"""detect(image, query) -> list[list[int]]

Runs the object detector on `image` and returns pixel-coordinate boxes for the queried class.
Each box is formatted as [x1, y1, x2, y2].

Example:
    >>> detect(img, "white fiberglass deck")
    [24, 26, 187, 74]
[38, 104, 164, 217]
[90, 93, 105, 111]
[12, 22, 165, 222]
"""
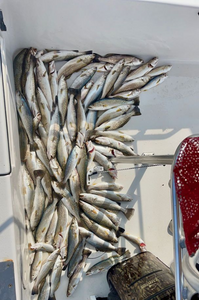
[0, 1, 199, 299]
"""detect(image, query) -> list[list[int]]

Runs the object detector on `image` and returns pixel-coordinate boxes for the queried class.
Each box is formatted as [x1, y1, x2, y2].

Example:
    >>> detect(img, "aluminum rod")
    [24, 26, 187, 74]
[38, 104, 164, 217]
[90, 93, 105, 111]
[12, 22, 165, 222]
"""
[111, 155, 174, 165]
[171, 175, 183, 300]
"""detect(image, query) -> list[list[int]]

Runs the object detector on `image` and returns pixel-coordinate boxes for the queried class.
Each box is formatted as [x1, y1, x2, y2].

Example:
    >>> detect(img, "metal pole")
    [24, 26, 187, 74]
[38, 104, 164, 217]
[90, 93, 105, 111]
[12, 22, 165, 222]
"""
[111, 155, 174, 165]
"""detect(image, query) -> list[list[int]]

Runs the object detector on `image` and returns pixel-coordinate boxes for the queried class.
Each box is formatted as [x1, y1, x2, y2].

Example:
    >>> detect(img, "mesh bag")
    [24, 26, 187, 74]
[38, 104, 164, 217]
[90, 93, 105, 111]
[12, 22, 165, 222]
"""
[173, 136, 199, 256]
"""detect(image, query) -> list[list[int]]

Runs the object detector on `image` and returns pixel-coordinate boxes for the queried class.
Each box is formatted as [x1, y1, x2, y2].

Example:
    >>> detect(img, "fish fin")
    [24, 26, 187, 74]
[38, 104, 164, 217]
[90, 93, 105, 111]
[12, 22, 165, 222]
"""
[68, 87, 79, 96]
[33, 169, 45, 179]
[124, 208, 135, 220]
[93, 53, 102, 62]
[133, 97, 140, 106]
[116, 227, 125, 238]
[116, 247, 126, 255]
[32, 284, 38, 295]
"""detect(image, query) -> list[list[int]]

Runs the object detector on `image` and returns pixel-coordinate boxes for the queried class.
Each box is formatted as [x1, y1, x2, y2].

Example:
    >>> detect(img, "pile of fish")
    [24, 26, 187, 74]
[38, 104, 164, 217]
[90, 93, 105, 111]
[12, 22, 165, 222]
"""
[14, 48, 171, 299]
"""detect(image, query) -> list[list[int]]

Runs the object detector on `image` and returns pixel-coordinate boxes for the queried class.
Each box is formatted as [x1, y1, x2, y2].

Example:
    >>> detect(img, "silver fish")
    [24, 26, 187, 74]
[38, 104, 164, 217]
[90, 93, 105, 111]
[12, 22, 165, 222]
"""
[76, 144, 88, 192]
[58, 75, 68, 126]
[86, 140, 95, 172]
[95, 107, 141, 131]
[80, 193, 134, 220]
[49, 255, 63, 299]
[86, 110, 97, 131]
[46, 210, 58, 244]
[49, 157, 64, 182]
[57, 54, 95, 80]
[79, 227, 125, 255]
[63, 218, 79, 268]
[21, 47, 37, 94]
[22, 165, 34, 220]
[41, 50, 92, 63]
[30, 243, 55, 253]
[32, 248, 60, 295]
[98, 207, 120, 226]
[62, 144, 81, 183]
[66, 94, 77, 142]
[87, 182, 123, 191]
[86, 250, 131, 276]
[81, 212, 118, 243]
[111, 66, 130, 94]
[25, 216, 35, 265]
[101, 59, 124, 98]
[69, 168, 80, 205]
[34, 134, 53, 176]
[62, 123, 72, 154]
[70, 67, 97, 91]
[13, 48, 28, 92]
[31, 251, 43, 282]
[95, 53, 143, 66]
[147, 65, 172, 77]
[38, 123, 48, 148]
[53, 201, 68, 248]
[67, 249, 91, 297]
[90, 130, 134, 142]
[30, 170, 45, 231]
[48, 61, 58, 104]
[47, 104, 60, 160]
[36, 196, 58, 242]
[90, 190, 132, 202]
[18, 118, 28, 162]
[126, 57, 158, 81]
[84, 74, 107, 110]
[109, 89, 141, 100]
[141, 73, 168, 92]
[94, 150, 117, 179]
[89, 97, 140, 110]
[80, 201, 120, 232]
[67, 237, 86, 277]
[24, 55, 39, 116]
[36, 87, 50, 134]
[92, 143, 123, 157]
[77, 97, 87, 142]
[79, 80, 94, 103]
[96, 104, 131, 127]
[94, 136, 136, 156]
[57, 131, 69, 172]
[16, 92, 34, 146]
[51, 182, 80, 221]
[82, 62, 114, 72]
[119, 232, 147, 252]
[36, 58, 53, 111]
[38, 275, 50, 300]
[115, 76, 151, 93]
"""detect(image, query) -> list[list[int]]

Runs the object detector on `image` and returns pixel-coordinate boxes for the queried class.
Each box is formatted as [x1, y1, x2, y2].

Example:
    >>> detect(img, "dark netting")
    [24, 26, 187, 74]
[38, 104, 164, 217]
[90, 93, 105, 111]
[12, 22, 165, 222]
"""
[173, 136, 199, 256]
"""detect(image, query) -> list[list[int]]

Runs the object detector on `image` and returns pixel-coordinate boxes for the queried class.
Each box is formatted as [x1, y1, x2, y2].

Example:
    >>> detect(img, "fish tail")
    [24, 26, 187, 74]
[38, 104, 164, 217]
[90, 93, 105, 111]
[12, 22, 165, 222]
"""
[124, 250, 131, 259]
[134, 106, 141, 116]
[133, 97, 140, 106]
[116, 227, 125, 238]
[116, 247, 126, 256]
[83, 249, 92, 257]
[68, 87, 79, 96]
[48, 295, 56, 300]
[124, 208, 135, 220]
[93, 53, 102, 62]
[32, 284, 38, 295]
[85, 50, 93, 54]
[29, 142, 35, 152]
[33, 169, 45, 179]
